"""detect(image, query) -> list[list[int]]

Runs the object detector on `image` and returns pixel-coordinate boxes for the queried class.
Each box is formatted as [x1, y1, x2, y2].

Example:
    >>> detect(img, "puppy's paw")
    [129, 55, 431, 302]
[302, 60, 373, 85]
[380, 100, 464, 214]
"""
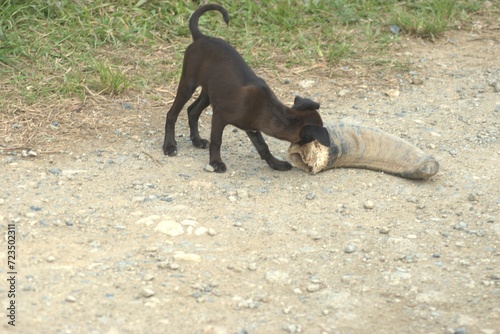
[192, 138, 209, 149]
[210, 161, 227, 173]
[163, 144, 177, 156]
[267, 158, 292, 171]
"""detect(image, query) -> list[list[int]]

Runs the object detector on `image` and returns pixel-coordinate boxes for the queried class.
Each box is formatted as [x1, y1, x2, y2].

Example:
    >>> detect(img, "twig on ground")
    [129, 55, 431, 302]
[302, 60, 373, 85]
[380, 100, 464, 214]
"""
[142, 150, 162, 166]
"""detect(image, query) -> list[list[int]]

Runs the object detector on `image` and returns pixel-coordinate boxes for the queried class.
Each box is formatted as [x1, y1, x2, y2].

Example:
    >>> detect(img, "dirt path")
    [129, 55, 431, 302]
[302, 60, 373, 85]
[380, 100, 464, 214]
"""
[1, 30, 499, 334]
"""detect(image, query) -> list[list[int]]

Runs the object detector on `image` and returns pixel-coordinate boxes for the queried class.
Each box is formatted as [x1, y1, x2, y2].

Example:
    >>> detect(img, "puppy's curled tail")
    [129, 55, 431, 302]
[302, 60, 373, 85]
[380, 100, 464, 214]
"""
[189, 4, 229, 41]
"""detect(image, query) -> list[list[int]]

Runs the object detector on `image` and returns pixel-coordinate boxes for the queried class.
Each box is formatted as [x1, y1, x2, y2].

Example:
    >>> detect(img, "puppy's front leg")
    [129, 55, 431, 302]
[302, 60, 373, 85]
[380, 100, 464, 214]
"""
[208, 114, 227, 173]
[188, 91, 210, 149]
[246, 131, 292, 171]
[163, 80, 197, 156]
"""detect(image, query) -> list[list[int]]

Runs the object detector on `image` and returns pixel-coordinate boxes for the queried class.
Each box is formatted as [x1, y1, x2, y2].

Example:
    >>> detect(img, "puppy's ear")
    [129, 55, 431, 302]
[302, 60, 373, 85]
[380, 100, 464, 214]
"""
[294, 95, 301, 105]
[300, 125, 330, 147]
[293, 96, 320, 111]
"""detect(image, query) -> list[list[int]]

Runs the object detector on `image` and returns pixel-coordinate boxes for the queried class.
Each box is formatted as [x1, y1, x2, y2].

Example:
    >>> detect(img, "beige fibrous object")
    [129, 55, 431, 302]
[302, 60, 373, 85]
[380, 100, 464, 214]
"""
[288, 122, 439, 179]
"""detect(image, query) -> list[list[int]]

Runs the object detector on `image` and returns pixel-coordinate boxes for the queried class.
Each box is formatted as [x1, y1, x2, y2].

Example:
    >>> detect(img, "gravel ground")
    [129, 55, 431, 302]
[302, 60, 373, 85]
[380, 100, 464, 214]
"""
[1, 31, 499, 334]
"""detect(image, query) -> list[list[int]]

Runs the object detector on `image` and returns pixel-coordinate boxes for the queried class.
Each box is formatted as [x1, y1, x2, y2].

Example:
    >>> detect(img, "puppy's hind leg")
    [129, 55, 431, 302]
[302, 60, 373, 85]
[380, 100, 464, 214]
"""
[208, 113, 228, 173]
[163, 79, 197, 156]
[246, 131, 292, 171]
[188, 91, 210, 149]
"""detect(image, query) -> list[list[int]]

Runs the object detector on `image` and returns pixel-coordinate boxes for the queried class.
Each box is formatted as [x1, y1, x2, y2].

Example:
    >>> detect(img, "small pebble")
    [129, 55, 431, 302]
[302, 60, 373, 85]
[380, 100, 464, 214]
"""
[363, 200, 374, 210]
[65, 295, 77, 303]
[338, 89, 349, 97]
[406, 196, 419, 204]
[306, 192, 315, 200]
[284, 324, 302, 334]
[411, 77, 424, 85]
[145, 246, 158, 253]
[194, 226, 207, 236]
[180, 219, 198, 227]
[454, 222, 467, 230]
[306, 284, 321, 292]
[384, 89, 400, 97]
[141, 288, 155, 298]
[160, 195, 173, 202]
[49, 168, 61, 175]
[154, 220, 184, 236]
[247, 263, 257, 271]
[265, 270, 292, 285]
[389, 25, 400, 34]
[46, 256, 56, 263]
[467, 193, 478, 202]
[494, 83, 500, 93]
[307, 230, 322, 240]
[173, 252, 201, 262]
[207, 228, 217, 236]
[299, 79, 316, 88]
[142, 273, 155, 281]
[157, 262, 169, 269]
[204, 164, 215, 172]
[168, 262, 180, 270]
[344, 245, 356, 254]
[379, 227, 390, 234]
[401, 254, 415, 263]
[237, 189, 249, 199]
[132, 196, 145, 203]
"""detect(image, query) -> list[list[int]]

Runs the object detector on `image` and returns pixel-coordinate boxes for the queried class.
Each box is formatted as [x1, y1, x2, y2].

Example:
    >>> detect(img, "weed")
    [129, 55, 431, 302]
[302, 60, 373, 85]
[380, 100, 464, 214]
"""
[392, 0, 457, 40]
[92, 60, 131, 96]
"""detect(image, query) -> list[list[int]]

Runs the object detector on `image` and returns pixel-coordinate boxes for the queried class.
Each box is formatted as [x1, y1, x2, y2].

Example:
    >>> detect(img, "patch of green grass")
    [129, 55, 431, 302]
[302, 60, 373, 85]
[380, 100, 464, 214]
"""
[392, 0, 457, 40]
[0, 0, 494, 110]
[92, 60, 131, 96]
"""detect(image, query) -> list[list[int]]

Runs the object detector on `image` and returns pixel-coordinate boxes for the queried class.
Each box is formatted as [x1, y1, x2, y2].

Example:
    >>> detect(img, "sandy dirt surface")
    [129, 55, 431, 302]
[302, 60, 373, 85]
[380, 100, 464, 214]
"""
[1, 30, 499, 334]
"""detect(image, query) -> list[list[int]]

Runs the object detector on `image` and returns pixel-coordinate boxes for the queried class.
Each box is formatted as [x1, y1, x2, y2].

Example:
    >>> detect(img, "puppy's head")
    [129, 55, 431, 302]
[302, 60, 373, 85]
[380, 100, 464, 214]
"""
[293, 96, 330, 147]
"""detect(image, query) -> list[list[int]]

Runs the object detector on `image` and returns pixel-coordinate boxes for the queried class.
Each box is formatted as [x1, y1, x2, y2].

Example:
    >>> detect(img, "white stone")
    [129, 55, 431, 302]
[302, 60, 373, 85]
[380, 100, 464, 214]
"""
[194, 226, 208, 236]
[154, 220, 184, 236]
[363, 200, 374, 209]
[265, 270, 292, 285]
[173, 251, 201, 262]
[384, 89, 400, 97]
[307, 284, 321, 292]
[135, 215, 161, 226]
[61, 170, 88, 176]
[141, 288, 155, 298]
[299, 79, 316, 88]
[180, 219, 198, 227]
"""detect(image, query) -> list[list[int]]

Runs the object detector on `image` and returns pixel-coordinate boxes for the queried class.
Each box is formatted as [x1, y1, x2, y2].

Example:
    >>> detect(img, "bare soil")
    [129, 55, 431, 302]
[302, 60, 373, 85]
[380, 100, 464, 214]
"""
[1, 30, 499, 334]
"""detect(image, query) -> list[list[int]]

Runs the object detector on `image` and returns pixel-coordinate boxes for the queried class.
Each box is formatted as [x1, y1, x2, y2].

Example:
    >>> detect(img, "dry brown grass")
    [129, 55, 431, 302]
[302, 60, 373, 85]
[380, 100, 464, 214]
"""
[0, 57, 410, 155]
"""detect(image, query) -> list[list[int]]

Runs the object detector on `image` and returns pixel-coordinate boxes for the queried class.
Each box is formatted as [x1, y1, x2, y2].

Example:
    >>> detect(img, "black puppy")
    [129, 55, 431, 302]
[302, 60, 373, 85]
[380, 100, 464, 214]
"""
[163, 4, 330, 172]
